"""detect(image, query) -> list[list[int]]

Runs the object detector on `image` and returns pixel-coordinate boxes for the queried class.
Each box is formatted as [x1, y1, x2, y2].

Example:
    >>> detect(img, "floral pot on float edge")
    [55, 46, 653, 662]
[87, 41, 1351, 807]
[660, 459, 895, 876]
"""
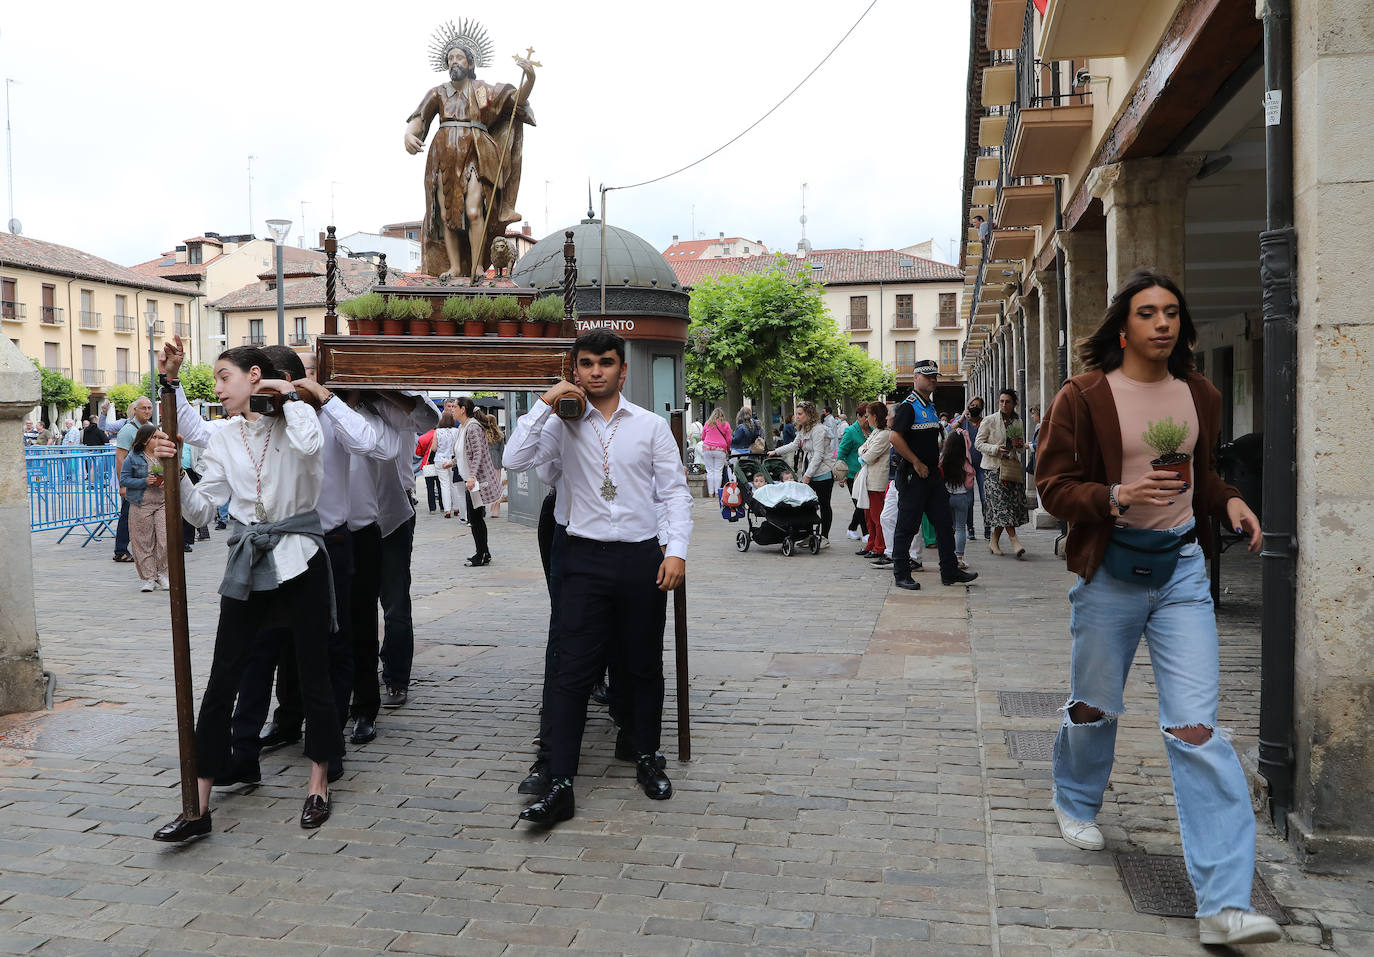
[491, 295, 522, 337]
[406, 298, 433, 336]
[470, 295, 495, 336]
[381, 296, 408, 336]
[442, 295, 476, 336]
[1143, 416, 1192, 485]
[341, 292, 385, 335]
[525, 294, 563, 337]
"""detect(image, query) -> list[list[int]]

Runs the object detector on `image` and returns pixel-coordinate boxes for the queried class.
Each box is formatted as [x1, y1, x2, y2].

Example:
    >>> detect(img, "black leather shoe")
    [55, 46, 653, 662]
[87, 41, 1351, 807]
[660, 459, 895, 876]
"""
[942, 569, 979, 585]
[519, 780, 575, 825]
[327, 758, 343, 784]
[518, 760, 550, 796]
[381, 685, 408, 709]
[614, 730, 667, 768]
[212, 762, 261, 787]
[259, 721, 301, 752]
[589, 681, 610, 706]
[153, 811, 212, 842]
[894, 577, 921, 591]
[350, 717, 376, 744]
[463, 553, 491, 567]
[300, 793, 331, 829]
[636, 756, 673, 800]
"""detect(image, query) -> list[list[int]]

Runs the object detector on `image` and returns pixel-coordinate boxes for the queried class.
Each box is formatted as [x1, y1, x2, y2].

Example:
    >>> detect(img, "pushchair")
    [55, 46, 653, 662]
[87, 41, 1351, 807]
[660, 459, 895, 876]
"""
[729, 456, 823, 557]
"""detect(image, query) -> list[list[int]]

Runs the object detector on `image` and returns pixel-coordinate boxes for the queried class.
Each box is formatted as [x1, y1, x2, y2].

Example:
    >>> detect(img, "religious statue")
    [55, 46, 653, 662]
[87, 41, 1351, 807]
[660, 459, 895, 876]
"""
[405, 19, 536, 282]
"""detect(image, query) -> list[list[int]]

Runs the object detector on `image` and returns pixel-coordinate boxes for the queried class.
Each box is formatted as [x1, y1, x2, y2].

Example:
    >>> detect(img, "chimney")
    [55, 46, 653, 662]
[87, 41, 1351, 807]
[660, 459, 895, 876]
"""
[719, 232, 724, 238]
[671, 234, 678, 243]
[522, 222, 532, 236]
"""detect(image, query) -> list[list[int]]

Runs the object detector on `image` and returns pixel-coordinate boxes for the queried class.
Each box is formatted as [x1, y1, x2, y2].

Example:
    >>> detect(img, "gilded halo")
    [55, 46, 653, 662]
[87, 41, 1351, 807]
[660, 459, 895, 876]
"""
[428, 18, 495, 72]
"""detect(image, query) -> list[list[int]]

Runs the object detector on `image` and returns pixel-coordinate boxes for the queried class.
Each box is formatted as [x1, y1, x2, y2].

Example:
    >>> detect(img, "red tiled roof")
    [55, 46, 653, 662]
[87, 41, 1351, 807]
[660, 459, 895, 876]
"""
[0, 232, 201, 296]
[669, 249, 962, 288]
[131, 254, 209, 282]
[184, 236, 224, 246]
[662, 237, 765, 260]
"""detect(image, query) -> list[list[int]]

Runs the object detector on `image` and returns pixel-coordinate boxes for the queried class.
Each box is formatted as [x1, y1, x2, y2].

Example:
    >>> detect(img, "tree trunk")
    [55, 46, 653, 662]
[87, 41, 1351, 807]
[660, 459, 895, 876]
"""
[759, 379, 773, 450]
[723, 367, 743, 426]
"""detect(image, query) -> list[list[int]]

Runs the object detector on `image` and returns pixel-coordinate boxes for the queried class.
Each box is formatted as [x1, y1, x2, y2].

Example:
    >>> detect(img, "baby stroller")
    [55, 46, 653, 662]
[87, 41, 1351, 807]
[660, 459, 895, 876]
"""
[731, 460, 823, 557]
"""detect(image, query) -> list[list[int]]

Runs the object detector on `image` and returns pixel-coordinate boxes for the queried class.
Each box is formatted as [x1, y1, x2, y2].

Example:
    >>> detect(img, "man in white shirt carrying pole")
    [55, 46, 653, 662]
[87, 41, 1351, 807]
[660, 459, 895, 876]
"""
[504, 330, 693, 826]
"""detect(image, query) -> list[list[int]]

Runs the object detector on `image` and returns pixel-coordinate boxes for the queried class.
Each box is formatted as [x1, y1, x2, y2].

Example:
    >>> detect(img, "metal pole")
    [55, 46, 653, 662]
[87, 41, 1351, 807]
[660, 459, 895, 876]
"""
[668, 408, 691, 762]
[1257, 0, 1297, 832]
[5, 78, 15, 231]
[323, 226, 338, 336]
[275, 242, 285, 346]
[599, 187, 609, 317]
[157, 384, 199, 819]
[146, 318, 158, 423]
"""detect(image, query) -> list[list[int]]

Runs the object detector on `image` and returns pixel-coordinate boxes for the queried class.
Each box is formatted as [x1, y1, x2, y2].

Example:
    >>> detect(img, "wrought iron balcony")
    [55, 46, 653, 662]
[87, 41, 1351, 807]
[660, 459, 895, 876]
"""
[81, 368, 105, 386]
[113, 314, 137, 333]
[1, 300, 24, 321]
[79, 310, 102, 330]
[243, 334, 266, 346]
[289, 332, 314, 347]
[174, 322, 191, 339]
[40, 306, 65, 325]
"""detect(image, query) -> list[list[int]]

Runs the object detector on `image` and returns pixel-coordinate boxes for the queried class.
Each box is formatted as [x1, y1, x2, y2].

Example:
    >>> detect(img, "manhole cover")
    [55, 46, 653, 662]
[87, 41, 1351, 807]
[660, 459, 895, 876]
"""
[1115, 854, 1289, 923]
[0, 710, 160, 755]
[998, 691, 1064, 717]
[1005, 730, 1057, 761]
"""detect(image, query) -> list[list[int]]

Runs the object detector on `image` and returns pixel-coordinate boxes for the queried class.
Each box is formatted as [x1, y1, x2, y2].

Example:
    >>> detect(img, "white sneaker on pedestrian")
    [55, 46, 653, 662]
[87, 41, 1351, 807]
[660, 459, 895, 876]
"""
[140, 580, 156, 593]
[818, 536, 831, 549]
[1198, 909, 1281, 945]
[846, 529, 861, 540]
[156, 576, 170, 590]
[1053, 803, 1104, 850]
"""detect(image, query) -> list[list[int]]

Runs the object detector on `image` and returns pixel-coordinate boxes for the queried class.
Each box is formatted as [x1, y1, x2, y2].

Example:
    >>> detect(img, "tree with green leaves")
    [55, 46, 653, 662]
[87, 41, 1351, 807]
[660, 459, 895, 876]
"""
[107, 383, 143, 415]
[141, 362, 215, 404]
[31, 360, 89, 413]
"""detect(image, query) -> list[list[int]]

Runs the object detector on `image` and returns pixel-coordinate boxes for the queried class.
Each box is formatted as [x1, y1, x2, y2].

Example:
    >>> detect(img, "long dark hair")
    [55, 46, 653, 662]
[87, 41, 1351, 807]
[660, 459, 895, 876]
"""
[132, 423, 158, 454]
[217, 345, 279, 380]
[1077, 268, 1196, 380]
[940, 428, 967, 483]
[437, 412, 456, 429]
[867, 401, 887, 428]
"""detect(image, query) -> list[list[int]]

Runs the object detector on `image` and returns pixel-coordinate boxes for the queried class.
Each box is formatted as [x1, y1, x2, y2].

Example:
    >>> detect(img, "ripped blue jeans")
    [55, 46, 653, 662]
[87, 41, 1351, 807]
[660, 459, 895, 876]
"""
[1053, 522, 1255, 917]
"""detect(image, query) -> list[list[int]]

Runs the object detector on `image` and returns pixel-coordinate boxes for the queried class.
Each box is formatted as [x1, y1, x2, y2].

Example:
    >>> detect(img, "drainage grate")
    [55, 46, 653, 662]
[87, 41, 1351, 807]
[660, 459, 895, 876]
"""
[1005, 730, 1057, 761]
[0, 710, 160, 755]
[1115, 854, 1289, 923]
[998, 691, 1065, 718]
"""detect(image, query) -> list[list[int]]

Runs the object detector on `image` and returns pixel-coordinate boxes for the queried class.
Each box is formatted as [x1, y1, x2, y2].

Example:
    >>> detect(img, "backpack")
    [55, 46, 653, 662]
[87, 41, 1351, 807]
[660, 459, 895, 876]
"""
[719, 480, 743, 508]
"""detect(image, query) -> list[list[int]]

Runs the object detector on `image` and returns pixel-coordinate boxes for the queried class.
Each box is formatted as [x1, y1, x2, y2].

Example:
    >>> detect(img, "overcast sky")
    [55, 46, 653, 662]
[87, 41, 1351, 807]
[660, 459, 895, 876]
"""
[2, 0, 969, 269]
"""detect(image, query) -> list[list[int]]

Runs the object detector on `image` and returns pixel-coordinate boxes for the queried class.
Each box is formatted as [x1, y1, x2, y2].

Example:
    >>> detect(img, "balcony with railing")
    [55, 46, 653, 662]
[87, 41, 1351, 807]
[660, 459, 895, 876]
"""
[986, 0, 1029, 50]
[847, 312, 869, 332]
[174, 322, 192, 339]
[146, 318, 165, 336]
[1004, 6, 1091, 179]
[289, 332, 314, 347]
[1039, 0, 1151, 61]
[40, 306, 65, 325]
[243, 334, 267, 346]
[81, 368, 105, 387]
[43, 365, 70, 377]
[79, 310, 102, 330]
[113, 314, 136, 333]
[116, 370, 140, 385]
[1, 300, 25, 321]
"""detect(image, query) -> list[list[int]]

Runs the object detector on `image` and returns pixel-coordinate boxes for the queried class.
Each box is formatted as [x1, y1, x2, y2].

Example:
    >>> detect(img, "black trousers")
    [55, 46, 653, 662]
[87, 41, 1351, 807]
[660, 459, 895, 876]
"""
[236, 527, 354, 753]
[535, 523, 569, 765]
[349, 523, 384, 721]
[891, 468, 959, 580]
[812, 476, 835, 539]
[379, 514, 415, 689]
[547, 537, 666, 779]
[465, 490, 489, 558]
[424, 475, 441, 512]
[195, 552, 344, 776]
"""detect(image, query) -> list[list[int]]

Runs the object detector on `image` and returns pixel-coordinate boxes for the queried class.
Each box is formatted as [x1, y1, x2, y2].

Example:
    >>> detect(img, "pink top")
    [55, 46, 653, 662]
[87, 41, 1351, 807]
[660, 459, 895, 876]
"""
[1107, 368, 1198, 530]
[702, 419, 733, 451]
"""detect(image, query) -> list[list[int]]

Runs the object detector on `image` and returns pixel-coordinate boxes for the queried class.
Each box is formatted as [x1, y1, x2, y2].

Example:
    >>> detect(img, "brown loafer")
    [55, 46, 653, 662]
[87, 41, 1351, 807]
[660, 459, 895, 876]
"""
[152, 811, 212, 842]
[300, 793, 330, 829]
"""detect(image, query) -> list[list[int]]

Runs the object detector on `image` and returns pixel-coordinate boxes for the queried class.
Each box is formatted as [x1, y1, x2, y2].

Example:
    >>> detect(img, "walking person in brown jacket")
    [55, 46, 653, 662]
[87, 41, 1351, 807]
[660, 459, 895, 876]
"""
[1035, 269, 1275, 947]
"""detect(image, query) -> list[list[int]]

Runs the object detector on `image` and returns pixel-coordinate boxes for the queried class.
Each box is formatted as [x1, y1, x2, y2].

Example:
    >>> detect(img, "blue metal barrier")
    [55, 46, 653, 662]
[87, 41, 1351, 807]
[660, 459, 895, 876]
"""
[25, 447, 119, 545]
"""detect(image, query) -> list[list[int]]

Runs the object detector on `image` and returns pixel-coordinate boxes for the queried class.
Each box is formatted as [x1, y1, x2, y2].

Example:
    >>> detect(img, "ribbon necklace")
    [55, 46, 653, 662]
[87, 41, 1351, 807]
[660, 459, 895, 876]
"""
[238, 418, 272, 522]
[588, 410, 623, 502]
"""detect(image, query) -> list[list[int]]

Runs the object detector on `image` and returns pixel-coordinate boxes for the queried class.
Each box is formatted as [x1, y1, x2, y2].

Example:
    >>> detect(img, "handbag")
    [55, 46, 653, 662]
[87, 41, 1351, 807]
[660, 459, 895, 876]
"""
[422, 463, 437, 478]
[1100, 526, 1197, 584]
[831, 458, 849, 482]
[998, 453, 1024, 484]
[749, 435, 765, 454]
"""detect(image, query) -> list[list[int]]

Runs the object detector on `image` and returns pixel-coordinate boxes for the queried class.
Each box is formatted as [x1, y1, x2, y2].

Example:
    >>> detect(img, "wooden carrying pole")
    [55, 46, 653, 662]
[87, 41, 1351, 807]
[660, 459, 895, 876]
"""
[158, 384, 200, 817]
[669, 409, 691, 761]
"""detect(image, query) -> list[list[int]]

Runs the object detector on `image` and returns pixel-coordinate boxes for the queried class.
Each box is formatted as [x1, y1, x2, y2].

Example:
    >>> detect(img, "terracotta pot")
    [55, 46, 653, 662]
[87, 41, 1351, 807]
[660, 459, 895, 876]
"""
[346, 319, 360, 335]
[380, 318, 404, 336]
[463, 319, 486, 337]
[433, 319, 458, 336]
[408, 319, 432, 337]
[520, 321, 541, 337]
[1152, 454, 1192, 485]
[496, 319, 520, 337]
[355, 318, 380, 335]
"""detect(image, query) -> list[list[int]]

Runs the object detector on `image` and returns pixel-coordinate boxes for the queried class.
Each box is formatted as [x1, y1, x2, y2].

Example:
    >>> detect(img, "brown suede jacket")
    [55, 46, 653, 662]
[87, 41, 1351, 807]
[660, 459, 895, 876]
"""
[1035, 369, 1242, 582]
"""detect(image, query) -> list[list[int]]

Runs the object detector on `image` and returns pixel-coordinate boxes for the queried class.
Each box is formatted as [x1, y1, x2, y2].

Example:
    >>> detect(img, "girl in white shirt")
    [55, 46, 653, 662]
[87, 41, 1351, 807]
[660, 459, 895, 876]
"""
[150, 346, 343, 842]
[433, 413, 461, 518]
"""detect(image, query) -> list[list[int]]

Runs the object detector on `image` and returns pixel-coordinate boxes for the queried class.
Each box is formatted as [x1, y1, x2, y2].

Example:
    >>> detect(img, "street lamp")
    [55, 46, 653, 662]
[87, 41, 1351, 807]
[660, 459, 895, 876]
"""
[266, 218, 292, 345]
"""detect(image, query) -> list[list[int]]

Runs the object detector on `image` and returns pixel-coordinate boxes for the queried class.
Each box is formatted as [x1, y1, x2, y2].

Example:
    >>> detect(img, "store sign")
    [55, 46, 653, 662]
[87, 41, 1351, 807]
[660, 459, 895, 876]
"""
[574, 318, 636, 333]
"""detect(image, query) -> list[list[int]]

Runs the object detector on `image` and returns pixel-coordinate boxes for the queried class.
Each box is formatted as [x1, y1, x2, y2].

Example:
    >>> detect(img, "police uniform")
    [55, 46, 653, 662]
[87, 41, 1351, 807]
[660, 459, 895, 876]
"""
[890, 360, 963, 587]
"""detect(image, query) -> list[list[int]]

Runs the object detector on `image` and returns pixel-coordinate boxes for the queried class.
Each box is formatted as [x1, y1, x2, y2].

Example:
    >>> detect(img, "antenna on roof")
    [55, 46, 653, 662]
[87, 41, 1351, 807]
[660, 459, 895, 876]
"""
[797, 182, 812, 257]
[587, 180, 595, 221]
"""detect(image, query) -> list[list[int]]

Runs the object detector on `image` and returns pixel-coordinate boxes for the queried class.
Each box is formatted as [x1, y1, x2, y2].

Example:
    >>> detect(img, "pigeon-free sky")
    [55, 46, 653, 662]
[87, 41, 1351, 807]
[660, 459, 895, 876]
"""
[2, 0, 969, 268]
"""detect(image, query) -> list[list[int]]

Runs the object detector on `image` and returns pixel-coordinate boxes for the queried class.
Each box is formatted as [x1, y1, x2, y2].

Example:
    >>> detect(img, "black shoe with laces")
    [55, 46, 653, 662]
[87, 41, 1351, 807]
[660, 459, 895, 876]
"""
[518, 760, 550, 796]
[519, 779, 575, 825]
[636, 756, 673, 800]
[942, 568, 979, 586]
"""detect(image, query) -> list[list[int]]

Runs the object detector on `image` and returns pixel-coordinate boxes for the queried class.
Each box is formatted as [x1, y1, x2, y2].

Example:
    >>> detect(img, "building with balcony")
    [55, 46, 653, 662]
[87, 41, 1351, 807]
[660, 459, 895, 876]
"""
[956, 0, 1374, 868]
[669, 249, 965, 409]
[1, 231, 201, 418]
[662, 234, 770, 261]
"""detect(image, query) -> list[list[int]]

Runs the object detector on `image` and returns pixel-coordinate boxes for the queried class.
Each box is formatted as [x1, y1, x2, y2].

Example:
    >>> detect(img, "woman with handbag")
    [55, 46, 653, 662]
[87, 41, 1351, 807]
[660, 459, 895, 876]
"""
[856, 402, 892, 560]
[454, 398, 501, 567]
[729, 407, 759, 455]
[700, 407, 732, 499]
[975, 387, 1030, 558]
[1036, 270, 1273, 947]
[416, 428, 440, 514]
[433, 412, 460, 518]
[770, 400, 835, 548]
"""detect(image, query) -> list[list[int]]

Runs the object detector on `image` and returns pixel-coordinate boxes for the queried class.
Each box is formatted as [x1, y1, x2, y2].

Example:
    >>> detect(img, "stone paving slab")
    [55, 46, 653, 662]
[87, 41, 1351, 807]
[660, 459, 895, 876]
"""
[2, 488, 1370, 956]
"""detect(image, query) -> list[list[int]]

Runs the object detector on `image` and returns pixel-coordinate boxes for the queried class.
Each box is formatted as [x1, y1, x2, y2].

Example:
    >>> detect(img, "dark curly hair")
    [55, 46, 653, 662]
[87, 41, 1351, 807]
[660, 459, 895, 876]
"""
[1077, 268, 1196, 380]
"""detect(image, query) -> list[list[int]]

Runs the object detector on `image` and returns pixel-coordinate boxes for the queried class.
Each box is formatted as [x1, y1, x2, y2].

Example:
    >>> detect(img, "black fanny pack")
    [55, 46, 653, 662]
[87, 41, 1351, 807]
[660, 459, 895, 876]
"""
[1100, 526, 1197, 584]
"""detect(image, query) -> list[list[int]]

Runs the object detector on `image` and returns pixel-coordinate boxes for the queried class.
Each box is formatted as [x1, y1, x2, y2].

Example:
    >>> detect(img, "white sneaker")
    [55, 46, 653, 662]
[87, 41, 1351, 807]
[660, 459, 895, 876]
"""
[156, 576, 170, 590]
[845, 529, 861, 540]
[818, 537, 831, 549]
[1198, 909, 1281, 945]
[1053, 803, 1104, 850]
[140, 580, 156, 593]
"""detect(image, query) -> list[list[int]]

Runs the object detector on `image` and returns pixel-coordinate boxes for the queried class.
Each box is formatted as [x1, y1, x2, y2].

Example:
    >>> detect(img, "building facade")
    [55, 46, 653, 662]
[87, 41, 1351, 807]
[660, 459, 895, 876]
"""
[663, 234, 769, 262]
[957, 0, 1373, 868]
[1, 233, 201, 414]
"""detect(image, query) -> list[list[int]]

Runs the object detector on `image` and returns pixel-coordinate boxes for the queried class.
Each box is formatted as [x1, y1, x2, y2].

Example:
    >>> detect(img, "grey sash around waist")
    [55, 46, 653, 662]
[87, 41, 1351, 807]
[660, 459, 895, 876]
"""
[439, 120, 488, 131]
[222, 509, 336, 630]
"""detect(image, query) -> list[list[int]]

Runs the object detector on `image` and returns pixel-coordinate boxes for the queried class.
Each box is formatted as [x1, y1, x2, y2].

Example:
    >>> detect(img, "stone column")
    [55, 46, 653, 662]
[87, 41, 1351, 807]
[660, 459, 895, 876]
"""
[1030, 269, 1061, 528]
[0, 340, 47, 715]
[1021, 292, 1042, 509]
[1088, 154, 1204, 294]
[1055, 228, 1107, 378]
[1289, 0, 1374, 870]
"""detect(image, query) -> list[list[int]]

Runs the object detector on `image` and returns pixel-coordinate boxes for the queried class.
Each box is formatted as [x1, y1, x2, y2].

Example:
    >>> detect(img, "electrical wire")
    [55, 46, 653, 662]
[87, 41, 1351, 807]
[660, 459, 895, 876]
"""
[604, 0, 881, 194]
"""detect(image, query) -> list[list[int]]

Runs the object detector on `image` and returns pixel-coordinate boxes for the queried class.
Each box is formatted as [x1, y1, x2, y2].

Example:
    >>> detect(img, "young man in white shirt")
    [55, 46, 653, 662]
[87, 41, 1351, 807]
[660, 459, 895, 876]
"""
[504, 330, 693, 825]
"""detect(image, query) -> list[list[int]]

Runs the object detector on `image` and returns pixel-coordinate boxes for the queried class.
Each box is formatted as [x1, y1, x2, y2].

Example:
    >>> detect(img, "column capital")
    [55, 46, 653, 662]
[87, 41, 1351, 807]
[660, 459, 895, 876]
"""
[1087, 154, 1206, 212]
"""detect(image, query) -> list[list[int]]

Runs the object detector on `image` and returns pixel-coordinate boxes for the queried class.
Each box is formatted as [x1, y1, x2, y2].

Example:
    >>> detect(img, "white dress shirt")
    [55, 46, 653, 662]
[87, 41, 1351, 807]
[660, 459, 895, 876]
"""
[174, 385, 232, 449]
[180, 401, 325, 585]
[504, 395, 692, 560]
[347, 400, 414, 537]
[317, 396, 387, 533]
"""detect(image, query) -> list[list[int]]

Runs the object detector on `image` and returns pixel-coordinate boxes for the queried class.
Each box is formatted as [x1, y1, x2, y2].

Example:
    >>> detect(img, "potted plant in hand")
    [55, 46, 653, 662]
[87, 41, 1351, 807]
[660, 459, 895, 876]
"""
[1004, 420, 1025, 452]
[525, 294, 563, 337]
[1142, 416, 1192, 484]
[435, 296, 463, 336]
[148, 460, 164, 486]
[470, 294, 495, 335]
[342, 292, 385, 335]
[491, 294, 522, 337]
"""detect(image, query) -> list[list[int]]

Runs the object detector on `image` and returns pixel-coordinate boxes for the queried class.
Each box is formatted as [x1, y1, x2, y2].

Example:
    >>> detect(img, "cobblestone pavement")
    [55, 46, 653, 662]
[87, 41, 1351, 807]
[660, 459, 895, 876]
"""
[3, 489, 1371, 956]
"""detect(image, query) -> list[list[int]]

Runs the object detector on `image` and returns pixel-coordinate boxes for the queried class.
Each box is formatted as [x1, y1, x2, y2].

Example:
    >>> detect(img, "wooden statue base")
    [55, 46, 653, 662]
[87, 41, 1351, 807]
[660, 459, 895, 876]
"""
[317, 335, 572, 391]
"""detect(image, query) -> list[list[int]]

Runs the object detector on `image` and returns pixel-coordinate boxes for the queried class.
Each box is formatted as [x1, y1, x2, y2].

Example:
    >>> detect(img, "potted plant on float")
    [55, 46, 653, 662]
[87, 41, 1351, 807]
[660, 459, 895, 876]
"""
[381, 296, 409, 336]
[470, 294, 495, 335]
[446, 296, 484, 337]
[435, 296, 461, 336]
[524, 294, 563, 337]
[491, 294, 522, 337]
[1142, 416, 1192, 484]
[406, 298, 433, 336]
[341, 292, 385, 335]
